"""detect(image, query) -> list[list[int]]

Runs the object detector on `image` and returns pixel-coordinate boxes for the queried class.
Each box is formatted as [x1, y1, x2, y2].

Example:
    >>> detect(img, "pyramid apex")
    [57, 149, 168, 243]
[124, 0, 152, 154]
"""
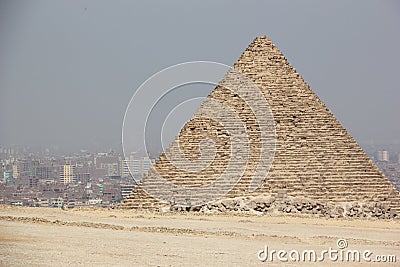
[257, 35, 269, 39]
[248, 35, 275, 48]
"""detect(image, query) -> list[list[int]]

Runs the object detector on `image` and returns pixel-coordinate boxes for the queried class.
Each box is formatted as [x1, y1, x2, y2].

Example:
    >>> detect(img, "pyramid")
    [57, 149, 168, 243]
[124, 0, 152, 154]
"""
[121, 36, 400, 217]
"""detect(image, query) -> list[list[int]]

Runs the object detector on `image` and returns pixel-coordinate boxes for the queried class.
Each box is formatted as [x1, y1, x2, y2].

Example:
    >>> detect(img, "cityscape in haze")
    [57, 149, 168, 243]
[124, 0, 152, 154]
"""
[1, 2, 399, 209]
[0, 145, 155, 208]
[1, 143, 400, 208]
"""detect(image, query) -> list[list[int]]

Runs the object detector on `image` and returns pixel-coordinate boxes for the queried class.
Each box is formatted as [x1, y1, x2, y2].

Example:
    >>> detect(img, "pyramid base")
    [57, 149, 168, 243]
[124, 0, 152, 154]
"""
[119, 192, 398, 219]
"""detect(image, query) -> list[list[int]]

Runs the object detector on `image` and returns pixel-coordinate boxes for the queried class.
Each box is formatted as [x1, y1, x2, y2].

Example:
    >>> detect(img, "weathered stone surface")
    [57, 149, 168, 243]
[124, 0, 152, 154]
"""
[165, 195, 398, 219]
[120, 35, 400, 218]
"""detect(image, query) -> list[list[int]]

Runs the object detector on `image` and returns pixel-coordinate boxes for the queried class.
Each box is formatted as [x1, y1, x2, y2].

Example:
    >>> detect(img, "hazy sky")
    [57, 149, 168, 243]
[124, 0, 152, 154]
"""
[1, 1, 399, 153]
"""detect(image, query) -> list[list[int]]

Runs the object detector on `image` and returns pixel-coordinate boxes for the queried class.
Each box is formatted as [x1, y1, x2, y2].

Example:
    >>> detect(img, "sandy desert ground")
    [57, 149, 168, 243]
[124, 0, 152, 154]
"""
[0, 205, 399, 266]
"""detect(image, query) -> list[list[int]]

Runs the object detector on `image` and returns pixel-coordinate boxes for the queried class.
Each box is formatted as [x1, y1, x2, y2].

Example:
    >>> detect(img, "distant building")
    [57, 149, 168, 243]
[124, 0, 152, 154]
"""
[128, 157, 141, 176]
[120, 184, 136, 200]
[118, 157, 131, 178]
[76, 173, 90, 183]
[88, 198, 102, 205]
[3, 171, 13, 185]
[377, 150, 389, 162]
[107, 162, 119, 177]
[32, 166, 52, 180]
[119, 154, 155, 179]
[12, 164, 19, 179]
[29, 176, 39, 187]
[60, 164, 76, 184]
[141, 157, 154, 175]
[50, 197, 64, 208]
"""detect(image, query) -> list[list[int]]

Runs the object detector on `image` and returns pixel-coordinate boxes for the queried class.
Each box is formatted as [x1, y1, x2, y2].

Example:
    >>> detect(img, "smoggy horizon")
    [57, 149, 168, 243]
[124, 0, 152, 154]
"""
[1, 1, 400, 154]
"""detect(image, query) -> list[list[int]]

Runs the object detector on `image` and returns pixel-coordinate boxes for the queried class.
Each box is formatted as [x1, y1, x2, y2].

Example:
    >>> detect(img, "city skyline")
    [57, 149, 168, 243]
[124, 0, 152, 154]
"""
[2, 143, 400, 208]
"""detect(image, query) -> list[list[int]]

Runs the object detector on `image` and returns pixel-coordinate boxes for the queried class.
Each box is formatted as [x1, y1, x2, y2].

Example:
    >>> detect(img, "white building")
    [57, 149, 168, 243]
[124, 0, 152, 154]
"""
[88, 198, 102, 205]
[377, 150, 389, 162]
[12, 164, 19, 179]
[50, 197, 64, 208]
[121, 184, 136, 200]
[119, 153, 155, 179]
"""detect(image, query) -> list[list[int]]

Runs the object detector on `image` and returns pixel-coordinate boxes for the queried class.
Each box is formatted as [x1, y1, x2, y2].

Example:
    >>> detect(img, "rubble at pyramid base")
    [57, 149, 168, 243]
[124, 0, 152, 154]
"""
[120, 194, 398, 219]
